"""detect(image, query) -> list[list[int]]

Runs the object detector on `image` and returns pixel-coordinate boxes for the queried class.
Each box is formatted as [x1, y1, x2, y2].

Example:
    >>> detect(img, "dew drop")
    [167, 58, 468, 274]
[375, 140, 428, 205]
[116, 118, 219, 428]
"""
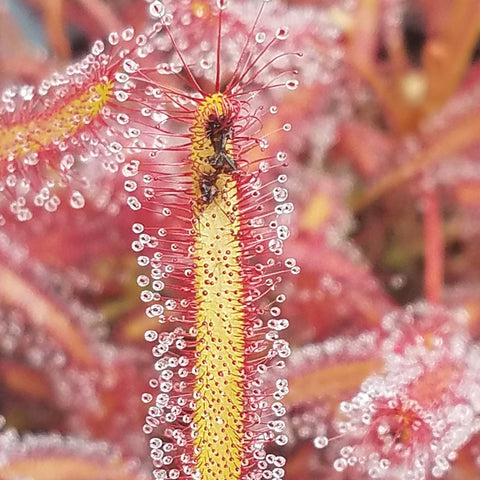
[259, 161, 270, 173]
[268, 238, 283, 255]
[286, 79, 299, 90]
[17, 209, 32, 221]
[91, 40, 105, 55]
[259, 137, 269, 149]
[270, 306, 281, 317]
[142, 392, 154, 403]
[60, 154, 75, 171]
[127, 128, 140, 138]
[145, 330, 158, 342]
[143, 425, 153, 434]
[115, 73, 129, 85]
[138, 256, 149, 266]
[277, 225, 290, 240]
[163, 13, 173, 26]
[132, 222, 144, 234]
[70, 191, 85, 209]
[117, 113, 130, 125]
[333, 458, 347, 472]
[127, 196, 142, 211]
[137, 275, 150, 287]
[150, 1, 166, 18]
[132, 241, 144, 252]
[255, 32, 267, 44]
[108, 32, 120, 45]
[141, 291, 154, 302]
[45, 198, 59, 212]
[284, 258, 296, 268]
[313, 436, 329, 449]
[136, 34, 147, 46]
[122, 27, 135, 41]
[123, 58, 139, 73]
[273, 187, 288, 202]
[216, 0, 229, 10]
[379, 458, 390, 469]
[200, 58, 212, 70]
[276, 27, 289, 40]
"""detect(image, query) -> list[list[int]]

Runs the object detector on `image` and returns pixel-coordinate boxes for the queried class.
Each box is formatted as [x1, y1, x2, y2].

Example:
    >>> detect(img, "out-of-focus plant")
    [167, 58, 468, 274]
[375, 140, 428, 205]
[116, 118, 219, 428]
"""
[3, 1, 480, 480]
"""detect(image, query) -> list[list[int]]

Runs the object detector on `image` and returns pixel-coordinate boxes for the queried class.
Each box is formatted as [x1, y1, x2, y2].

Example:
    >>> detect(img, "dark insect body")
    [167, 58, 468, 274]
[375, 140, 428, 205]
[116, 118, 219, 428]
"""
[200, 172, 219, 203]
[206, 115, 237, 171]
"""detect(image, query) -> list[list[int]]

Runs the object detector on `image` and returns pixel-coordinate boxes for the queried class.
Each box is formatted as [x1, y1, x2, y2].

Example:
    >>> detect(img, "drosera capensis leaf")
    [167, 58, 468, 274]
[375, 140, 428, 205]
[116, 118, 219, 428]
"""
[118, 1, 302, 479]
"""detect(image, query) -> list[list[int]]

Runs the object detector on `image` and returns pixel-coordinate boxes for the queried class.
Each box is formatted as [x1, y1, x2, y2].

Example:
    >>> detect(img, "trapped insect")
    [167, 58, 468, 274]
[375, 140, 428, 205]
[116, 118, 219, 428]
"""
[206, 114, 237, 171]
[200, 172, 219, 203]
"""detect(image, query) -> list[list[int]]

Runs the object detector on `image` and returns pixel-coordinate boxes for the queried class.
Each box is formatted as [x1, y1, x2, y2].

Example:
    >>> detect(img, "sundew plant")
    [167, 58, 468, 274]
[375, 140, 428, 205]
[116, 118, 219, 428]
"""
[3, 1, 480, 480]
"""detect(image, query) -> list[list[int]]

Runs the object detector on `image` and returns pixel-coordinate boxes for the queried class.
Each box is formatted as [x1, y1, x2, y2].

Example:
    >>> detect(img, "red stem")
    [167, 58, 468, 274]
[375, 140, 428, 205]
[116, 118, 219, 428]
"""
[422, 186, 444, 304]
